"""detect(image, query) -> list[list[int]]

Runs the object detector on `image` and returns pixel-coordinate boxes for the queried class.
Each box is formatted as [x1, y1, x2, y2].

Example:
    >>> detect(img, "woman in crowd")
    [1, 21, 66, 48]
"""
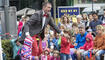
[92, 25, 105, 60]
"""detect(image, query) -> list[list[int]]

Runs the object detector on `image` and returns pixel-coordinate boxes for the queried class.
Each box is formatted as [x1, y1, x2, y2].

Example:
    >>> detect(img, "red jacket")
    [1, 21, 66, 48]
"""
[80, 33, 93, 51]
[32, 35, 43, 56]
[60, 36, 70, 54]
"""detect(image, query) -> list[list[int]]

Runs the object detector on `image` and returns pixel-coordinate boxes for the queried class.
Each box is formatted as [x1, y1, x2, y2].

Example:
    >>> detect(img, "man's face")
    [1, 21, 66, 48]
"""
[43, 4, 52, 14]
[93, 14, 98, 20]
[79, 28, 85, 35]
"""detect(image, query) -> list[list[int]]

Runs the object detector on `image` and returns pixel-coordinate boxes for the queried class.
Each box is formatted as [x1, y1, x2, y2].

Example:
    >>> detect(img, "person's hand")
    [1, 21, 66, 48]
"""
[60, 31, 63, 36]
[96, 49, 99, 51]
[25, 32, 32, 39]
[35, 56, 38, 60]
[95, 53, 99, 56]
[74, 43, 77, 46]
[93, 49, 96, 54]
[88, 49, 91, 51]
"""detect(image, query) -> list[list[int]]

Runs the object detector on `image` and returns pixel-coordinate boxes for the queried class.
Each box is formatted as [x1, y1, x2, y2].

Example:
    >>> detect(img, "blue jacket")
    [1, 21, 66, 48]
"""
[75, 32, 87, 49]
[11, 39, 21, 59]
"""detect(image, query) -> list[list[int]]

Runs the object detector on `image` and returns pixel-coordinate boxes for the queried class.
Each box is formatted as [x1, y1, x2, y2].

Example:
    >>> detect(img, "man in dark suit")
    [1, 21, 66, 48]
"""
[19, 2, 61, 59]
[24, 2, 61, 39]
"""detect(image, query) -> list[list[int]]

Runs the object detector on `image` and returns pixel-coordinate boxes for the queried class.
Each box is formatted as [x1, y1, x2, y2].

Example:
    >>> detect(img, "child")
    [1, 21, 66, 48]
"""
[60, 29, 71, 60]
[48, 34, 54, 49]
[21, 35, 43, 60]
[50, 50, 60, 60]
[49, 48, 54, 56]
[53, 33, 60, 50]
[92, 25, 105, 60]
[82, 25, 105, 60]
[10, 38, 22, 59]
[80, 33, 93, 60]
[41, 48, 50, 60]
[42, 36, 48, 50]
[72, 22, 79, 36]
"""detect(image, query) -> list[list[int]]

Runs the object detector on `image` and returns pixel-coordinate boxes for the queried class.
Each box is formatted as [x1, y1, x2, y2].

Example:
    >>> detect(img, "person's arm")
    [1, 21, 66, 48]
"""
[89, 22, 92, 29]
[10, 39, 17, 46]
[22, 50, 36, 60]
[100, 20, 103, 24]
[89, 41, 94, 50]
[98, 38, 105, 50]
[80, 43, 86, 49]
[46, 40, 48, 49]
[75, 35, 79, 44]
[48, 17, 61, 33]
[93, 37, 97, 49]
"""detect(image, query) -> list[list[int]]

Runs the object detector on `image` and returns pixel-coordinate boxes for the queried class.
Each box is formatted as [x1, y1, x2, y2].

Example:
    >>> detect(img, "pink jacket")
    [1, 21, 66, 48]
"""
[80, 33, 93, 51]
[17, 21, 23, 35]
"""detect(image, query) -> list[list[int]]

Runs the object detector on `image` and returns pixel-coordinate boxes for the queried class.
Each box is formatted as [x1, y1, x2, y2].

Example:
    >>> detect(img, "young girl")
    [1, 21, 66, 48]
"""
[50, 50, 60, 60]
[42, 36, 48, 50]
[48, 34, 54, 49]
[60, 29, 71, 60]
[41, 48, 50, 60]
[80, 33, 93, 60]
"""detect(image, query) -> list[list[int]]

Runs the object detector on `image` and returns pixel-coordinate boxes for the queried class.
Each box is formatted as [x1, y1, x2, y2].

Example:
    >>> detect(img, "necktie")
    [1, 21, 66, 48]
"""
[43, 14, 48, 17]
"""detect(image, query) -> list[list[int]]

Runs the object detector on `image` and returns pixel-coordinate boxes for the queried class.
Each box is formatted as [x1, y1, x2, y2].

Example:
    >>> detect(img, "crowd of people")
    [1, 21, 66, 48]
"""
[10, 2, 105, 60]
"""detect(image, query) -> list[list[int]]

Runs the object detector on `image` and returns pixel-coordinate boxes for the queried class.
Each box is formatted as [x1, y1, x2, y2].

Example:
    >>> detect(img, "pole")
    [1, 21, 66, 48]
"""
[53, 0, 56, 23]
[0, 0, 3, 59]
[92, 0, 94, 12]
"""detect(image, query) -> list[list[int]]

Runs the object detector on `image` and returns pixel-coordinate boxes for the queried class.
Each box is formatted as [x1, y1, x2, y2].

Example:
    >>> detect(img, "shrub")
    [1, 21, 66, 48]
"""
[1, 40, 13, 60]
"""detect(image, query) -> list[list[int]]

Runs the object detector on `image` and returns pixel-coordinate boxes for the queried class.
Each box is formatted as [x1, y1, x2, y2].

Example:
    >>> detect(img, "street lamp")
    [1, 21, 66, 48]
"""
[92, 0, 97, 12]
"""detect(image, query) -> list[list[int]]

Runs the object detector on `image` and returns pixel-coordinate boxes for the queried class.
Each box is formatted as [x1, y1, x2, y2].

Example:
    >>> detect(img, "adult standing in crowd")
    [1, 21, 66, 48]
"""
[74, 25, 87, 60]
[76, 15, 85, 27]
[85, 13, 93, 31]
[17, 15, 28, 36]
[89, 12, 102, 33]
[20, 2, 61, 60]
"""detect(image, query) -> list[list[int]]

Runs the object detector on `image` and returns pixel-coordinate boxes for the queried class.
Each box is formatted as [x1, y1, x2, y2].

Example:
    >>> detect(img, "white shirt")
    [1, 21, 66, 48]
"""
[42, 11, 46, 30]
